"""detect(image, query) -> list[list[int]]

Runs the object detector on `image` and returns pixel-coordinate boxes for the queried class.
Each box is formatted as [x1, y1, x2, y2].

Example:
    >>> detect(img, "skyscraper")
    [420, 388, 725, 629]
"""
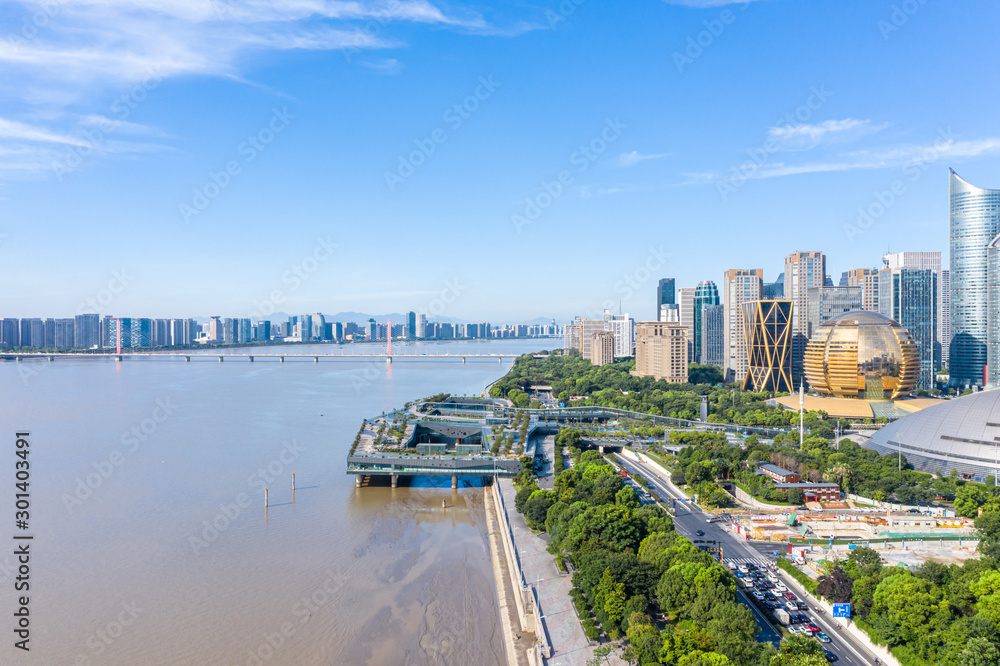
[406, 311, 416, 339]
[656, 278, 675, 320]
[880, 268, 938, 390]
[784, 251, 826, 383]
[692, 280, 720, 363]
[415, 314, 427, 339]
[742, 300, 793, 393]
[722, 268, 763, 382]
[701, 304, 725, 367]
[950, 170, 1000, 387]
[633, 321, 688, 383]
[806, 286, 862, 340]
[841, 268, 880, 311]
[75, 313, 100, 349]
[602, 310, 635, 358]
[54, 319, 75, 348]
[678, 287, 696, 361]
[940, 269, 951, 370]
[0, 318, 18, 348]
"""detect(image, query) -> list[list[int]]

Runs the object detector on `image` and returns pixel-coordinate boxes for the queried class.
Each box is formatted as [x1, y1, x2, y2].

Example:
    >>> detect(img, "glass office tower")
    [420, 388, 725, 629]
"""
[692, 280, 719, 363]
[950, 169, 1000, 387]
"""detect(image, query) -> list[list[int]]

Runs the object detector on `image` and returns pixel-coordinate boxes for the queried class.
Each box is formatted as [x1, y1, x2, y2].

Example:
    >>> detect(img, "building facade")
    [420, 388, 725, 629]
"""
[723, 268, 763, 382]
[806, 286, 862, 340]
[784, 251, 827, 384]
[602, 310, 635, 358]
[879, 268, 939, 390]
[741, 300, 793, 393]
[692, 280, 720, 364]
[590, 331, 615, 366]
[656, 278, 675, 321]
[633, 321, 688, 383]
[841, 268, 880, 311]
[701, 304, 725, 367]
[678, 287, 695, 361]
[950, 169, 1000, 387]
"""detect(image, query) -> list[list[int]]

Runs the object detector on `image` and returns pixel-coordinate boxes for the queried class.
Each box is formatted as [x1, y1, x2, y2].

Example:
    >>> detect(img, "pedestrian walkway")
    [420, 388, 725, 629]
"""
[498, 479, 598, 666]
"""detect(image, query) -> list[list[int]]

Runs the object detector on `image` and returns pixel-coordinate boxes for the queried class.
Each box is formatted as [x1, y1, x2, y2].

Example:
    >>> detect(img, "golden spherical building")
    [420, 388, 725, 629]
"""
[804, 311, 920, 400]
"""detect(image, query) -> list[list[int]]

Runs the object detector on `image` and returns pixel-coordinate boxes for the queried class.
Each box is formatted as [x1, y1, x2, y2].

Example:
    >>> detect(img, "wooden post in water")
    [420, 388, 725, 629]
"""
[291, 472, 295, 501]
[264, 487, 269, 508]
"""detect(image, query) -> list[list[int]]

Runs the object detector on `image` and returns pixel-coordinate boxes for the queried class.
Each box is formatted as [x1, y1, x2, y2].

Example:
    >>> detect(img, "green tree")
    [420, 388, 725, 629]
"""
[958, 637, 1000, 666]
[616, 486, 640, 509]
[869, 572, 945, 646]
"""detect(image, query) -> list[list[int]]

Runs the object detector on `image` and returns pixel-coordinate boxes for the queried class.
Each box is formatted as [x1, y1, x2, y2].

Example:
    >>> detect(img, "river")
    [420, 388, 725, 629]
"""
[0, 338, 550, 664]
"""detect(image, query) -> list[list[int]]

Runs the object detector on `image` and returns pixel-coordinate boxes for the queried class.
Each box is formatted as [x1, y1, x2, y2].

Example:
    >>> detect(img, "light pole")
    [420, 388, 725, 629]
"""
[798, 379, 804, 449]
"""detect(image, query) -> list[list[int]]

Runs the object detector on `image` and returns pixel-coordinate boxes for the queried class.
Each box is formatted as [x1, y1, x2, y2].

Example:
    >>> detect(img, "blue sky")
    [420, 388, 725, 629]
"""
[2, 0, 999, 322]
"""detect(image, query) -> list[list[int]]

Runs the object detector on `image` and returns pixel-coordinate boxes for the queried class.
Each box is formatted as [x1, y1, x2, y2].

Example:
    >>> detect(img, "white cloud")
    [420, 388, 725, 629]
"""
[618, 151, 671, 167]
[661, 0, 763, 7]
[767, 118, 889, 151]
[0, 118, 89, 146]
[360, 57, 402, 74]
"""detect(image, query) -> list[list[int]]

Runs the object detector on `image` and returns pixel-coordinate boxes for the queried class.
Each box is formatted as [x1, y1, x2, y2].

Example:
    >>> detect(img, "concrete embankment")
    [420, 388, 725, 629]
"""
[485, 482, 535, 666]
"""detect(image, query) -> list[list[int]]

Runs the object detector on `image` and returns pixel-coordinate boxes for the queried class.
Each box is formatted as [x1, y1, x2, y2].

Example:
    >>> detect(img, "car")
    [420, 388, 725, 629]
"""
[824, 650, 838, 662]
[798, 602, 809, 610]
[735, 571, 744, 578]
[774, 583, 787, 592]
[806, 623, 820, 634]
[815, 632, 831, 643]
[726, 560, 736, 569]
[695, 530, 705, 537]
[786, 624, 801, 635]
[753, 592, 765, 601]
[785, 592, 797, 601]
[785, 602, 798, 613]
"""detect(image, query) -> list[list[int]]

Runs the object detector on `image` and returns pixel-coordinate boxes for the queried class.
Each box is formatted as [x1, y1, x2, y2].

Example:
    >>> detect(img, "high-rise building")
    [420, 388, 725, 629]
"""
[406, 311, 416, 339]
[678, 287, 696, 361]
[741, 300, 793, 393]
[223, 318, 236, 344]
[987, 237, 1000, 387]
[366, 318, 377, 340]
[656, 278, 675, 320]
[208, 316, 223, 343]
[43, 318, 55, 348]
[602, 310, 635, 358]
[633, 321, 688, 383]
[701, 304, 725, 367]
[74, 313, 100, 349]
[54, 319, 74, 348]
[20, 318, 42, 348]
[565, 316, 607, 358]
[590, 331, 615, 367]
[806, 286, 862, 340]
[884, 252, 942, 271]
[841, 268, 880, 311]
[762, 276, 784, 300]
[415, 314, 427, 339]
[0, 318, 18, 348]
[950, 169, 1000, 387]
[692, 281, 720, 363]
[939, 270, 951, 370]
[723, 268, 764, 382]
[879, 268, 938, 390]
[784, 251, 827, 383]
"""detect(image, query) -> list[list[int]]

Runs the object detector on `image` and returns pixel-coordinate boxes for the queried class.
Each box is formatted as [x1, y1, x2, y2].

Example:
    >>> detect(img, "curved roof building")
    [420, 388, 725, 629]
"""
[867, 390, 1000, 481]
[804, 310, 919, 400]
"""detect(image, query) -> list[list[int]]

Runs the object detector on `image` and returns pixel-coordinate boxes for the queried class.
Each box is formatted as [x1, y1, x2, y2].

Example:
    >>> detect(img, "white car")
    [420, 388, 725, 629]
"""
[775, 582, 787, 592]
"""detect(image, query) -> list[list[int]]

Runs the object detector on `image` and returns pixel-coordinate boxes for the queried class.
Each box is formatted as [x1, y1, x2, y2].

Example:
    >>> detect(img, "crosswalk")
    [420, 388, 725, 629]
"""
[726, 556, 775, 570]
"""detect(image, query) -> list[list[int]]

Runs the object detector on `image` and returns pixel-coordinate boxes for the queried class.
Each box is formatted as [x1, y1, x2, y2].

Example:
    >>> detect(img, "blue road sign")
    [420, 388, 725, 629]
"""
[833, 604, 851, 618]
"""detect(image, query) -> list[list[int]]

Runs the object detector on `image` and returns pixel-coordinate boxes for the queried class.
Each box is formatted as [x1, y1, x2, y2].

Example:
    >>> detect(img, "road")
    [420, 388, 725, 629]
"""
[614, 453, 878, 666]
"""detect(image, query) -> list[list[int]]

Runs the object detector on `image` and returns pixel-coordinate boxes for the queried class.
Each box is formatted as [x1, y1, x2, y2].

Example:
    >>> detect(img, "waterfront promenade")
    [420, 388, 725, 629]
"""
[498, 476, 625, 666]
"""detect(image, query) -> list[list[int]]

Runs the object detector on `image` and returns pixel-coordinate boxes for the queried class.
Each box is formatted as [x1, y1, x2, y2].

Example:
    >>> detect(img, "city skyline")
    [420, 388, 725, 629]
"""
[3, 2, 1000, 319]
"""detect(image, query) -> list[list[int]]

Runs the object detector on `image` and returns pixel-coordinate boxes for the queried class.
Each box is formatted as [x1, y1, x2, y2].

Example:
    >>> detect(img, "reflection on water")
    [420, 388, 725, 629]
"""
[0, 338, 544, 664]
